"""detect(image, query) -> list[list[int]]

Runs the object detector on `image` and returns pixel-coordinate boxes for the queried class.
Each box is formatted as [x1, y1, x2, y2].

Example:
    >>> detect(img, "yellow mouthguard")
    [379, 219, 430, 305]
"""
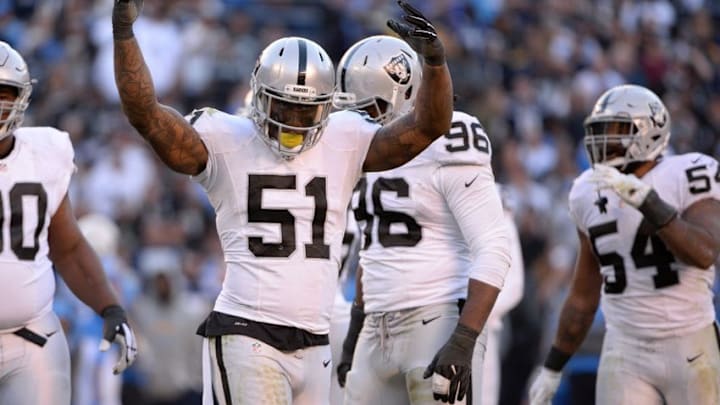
[279, 132, 304, 148]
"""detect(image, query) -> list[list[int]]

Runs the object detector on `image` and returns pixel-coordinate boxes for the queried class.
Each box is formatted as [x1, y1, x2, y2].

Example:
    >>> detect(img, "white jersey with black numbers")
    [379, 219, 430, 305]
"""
[569, 153, 719, 340]
[356, 111, 510, 313]
[0, 127, 75, 332]
[190, 108, 378, 334]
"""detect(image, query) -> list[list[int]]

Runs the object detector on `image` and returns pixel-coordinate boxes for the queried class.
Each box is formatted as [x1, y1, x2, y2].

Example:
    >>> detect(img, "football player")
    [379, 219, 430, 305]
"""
[111, 1, 453, 404]
[333, 35, 511, 404]
[0, 42, 136, 405]
[529, 84, 720, 405]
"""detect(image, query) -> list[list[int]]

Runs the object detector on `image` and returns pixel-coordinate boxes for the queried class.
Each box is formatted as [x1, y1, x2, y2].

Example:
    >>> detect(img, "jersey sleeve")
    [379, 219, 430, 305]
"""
[186, 108, 217, 188]
[677, 153, 720, 211]
[489, 210, 525, 320]
[350, 111, 380, 179]
[434, 163, 510, 289]
[430, 111, 492, 167]
[41, 128, 75, 216]
[327, 110, 379, 180]
[51, 129, 75, 196]
[187, 108, 255, 191]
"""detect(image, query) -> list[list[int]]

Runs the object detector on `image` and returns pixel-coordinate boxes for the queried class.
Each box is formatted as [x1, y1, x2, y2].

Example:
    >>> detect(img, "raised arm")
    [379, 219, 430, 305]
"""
[113, 0, 207, 175]
[362, 1, 453, 172]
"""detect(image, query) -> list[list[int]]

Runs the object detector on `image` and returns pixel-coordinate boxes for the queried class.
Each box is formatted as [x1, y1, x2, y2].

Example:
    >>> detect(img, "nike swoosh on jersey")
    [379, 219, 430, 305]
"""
[687, 353, 704, 363]
[464, 174, 479, 188]
[323, 359, 332, 368]
[691, 156, 701, 164]
[46, 330, 57, 338]
[422, 316, 441, 325]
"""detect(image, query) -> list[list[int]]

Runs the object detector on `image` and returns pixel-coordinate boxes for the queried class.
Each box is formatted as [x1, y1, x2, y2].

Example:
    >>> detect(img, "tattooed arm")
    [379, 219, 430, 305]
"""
[362, 1, 453, 172]
[551, 229, 603, 357]
[113, 0, 208, 176]
[362, 63, 453, 172]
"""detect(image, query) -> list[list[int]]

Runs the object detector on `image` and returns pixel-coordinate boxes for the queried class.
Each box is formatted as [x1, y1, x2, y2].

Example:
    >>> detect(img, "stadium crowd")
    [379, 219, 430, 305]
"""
[0, 0, 718, 404]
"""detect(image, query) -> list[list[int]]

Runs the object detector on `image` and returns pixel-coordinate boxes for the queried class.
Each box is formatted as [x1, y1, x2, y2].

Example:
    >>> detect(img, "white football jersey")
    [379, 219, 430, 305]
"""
[569, 153, 719, 339]
[356, 111, 510, 313]
[190, 108, 379, 334]
[0, 127, 75, 332]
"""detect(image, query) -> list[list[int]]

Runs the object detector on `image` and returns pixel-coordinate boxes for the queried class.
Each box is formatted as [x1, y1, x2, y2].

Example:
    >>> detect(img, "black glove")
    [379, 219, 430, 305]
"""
[100, 305, 138, 374]
[423, 324, 478, 404]
[337, 304, 365, 388]
[387, 1, 445, 66]
[112, 0, 144, 40]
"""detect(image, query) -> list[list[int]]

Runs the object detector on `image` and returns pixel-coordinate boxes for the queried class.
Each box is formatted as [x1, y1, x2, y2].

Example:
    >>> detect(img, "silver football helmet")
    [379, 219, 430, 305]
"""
[0, 41, 32, 141]
[249, 37, 335, 159]
[584, 84, 670, 168]
[334, 35, 422, 125]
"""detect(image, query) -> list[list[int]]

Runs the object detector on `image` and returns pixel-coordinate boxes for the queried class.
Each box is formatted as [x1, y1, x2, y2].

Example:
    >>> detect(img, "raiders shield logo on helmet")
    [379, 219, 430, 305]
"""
[383, 54, 411, 85]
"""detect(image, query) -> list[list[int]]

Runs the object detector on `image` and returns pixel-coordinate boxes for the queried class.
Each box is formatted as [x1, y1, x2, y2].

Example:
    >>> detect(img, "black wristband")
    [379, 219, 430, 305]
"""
[112, 24, 134, 40]
[423, 52, 446, 67]
[340, 304, 365, 363]
[452, 323, 480, 347]
[638, 190, 678, 231]
[544, 346, 572, 372]
[101, 304, 126, 319]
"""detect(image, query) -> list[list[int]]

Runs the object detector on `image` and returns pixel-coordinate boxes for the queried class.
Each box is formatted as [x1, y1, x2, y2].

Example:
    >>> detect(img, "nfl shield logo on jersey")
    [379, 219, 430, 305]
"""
[383, 54, 411, 85]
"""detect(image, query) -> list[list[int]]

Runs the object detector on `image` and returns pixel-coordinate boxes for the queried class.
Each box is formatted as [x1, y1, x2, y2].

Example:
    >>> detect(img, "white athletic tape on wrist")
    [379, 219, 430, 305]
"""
[431, 373, 450, 395]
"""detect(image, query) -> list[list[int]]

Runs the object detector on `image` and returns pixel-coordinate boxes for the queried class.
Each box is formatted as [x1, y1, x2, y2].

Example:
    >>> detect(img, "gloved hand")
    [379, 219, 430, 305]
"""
[589, 163, 651, 208]
[423, 324, 478, 404]
[387, 1, 445, 66]
[337, 304, 365, 388]
[528, 367, 562, 405]
[589, 163, 677, 229]
[113, 0, 144, 40]
[99, 305, 138, 374]
[336, 360, 352, 388]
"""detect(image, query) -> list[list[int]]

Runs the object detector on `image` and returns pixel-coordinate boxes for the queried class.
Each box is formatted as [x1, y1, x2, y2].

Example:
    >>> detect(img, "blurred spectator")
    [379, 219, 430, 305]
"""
[131, 247, 208, 405]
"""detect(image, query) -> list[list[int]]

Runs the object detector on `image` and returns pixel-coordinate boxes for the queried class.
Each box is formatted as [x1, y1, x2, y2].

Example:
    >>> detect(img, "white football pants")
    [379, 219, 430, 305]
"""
[204, 334, 332, 405]
[344, 302, 487, 405]
[0, 311, 71, 405]
[596, 322, 720, 405]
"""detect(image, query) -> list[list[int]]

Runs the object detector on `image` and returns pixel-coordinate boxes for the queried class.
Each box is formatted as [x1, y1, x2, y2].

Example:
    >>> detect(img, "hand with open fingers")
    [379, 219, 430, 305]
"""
[387, 1, 445, 66]
[588, 163, 651, 208]
[423, 324, 477, 403]
[99, 305, 138, 374]
[113, 0, 144, 39]
[529, 367, 562, 405]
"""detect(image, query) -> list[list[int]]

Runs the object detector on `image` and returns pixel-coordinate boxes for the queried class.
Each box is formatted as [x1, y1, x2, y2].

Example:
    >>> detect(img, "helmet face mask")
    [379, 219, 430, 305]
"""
[250, 37, 335, 159]
[333, 92, 390, 122]
[583, 85, 670, 170]
[334, 35, 421, 125]
[584, 118, 638, 167]
[0, 42, 32, 141]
